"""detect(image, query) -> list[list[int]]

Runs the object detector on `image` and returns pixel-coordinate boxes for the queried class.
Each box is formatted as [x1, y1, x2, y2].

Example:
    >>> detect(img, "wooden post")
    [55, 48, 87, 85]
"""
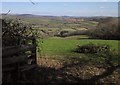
[32, 36, 37, 64]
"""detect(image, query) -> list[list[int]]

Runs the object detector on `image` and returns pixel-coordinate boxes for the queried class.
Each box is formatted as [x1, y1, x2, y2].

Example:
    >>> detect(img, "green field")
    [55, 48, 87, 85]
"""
[37, 36, 119, 59]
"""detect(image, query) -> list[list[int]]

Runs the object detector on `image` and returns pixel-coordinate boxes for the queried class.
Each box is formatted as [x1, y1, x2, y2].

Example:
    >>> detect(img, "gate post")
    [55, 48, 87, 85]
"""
[32, 36, 37, 64]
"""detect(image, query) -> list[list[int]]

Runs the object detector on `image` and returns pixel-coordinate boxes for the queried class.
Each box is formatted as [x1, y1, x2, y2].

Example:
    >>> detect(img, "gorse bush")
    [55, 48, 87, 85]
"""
[75, 43, 110, 53]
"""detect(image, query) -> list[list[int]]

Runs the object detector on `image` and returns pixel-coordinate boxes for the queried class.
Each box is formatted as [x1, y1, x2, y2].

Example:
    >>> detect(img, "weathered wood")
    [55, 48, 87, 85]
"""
[2, 55, 28, 66]
[32, 37, 37, 64]
[2, 45, 36, 57]
[3, 64, 37, 72]
[20, 64, 37, 72]
[2, 36, 37, 74]
[2, 67, 15, 72]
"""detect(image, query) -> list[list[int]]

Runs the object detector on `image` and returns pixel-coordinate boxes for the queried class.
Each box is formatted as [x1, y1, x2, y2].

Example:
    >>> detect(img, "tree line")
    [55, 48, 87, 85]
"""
[88, 17, 119, 40]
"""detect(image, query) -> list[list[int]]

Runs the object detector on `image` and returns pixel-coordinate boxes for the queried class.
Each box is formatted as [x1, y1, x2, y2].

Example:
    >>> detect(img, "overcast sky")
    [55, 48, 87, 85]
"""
[1, 2, 118, 16]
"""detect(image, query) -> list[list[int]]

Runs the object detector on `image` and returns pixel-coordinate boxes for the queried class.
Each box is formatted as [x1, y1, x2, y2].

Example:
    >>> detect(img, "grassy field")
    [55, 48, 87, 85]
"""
[37, 36, 119, 59]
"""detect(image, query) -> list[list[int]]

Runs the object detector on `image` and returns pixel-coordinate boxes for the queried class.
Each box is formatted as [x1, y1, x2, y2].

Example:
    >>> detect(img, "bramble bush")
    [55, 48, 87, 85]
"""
[74, 43, 120, 68]
[75, 43, 110, 53]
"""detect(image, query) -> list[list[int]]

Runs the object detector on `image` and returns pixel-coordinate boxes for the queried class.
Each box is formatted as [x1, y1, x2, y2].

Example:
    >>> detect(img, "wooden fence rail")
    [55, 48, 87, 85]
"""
[2, 37, 37, 81]
[2, 45, 36, 57]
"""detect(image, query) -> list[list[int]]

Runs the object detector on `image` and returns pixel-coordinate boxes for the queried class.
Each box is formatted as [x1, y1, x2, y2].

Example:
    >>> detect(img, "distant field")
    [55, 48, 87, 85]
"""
[3, 15, 98, 29]
[37, 36, 119, 59]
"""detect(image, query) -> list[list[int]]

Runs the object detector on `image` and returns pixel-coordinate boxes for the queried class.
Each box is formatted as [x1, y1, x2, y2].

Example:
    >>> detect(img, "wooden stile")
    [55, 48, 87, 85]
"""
[2, 36, 37, 80]
[2, 55, 28, 66]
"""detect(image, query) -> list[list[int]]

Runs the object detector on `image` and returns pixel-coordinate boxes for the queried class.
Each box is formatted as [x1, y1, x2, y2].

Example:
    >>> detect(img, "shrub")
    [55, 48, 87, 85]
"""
[56, 30, 87, 37]
[88, 17, 120, 40]
[75, 43, 110, 53]
[2, 18, 34, 46]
